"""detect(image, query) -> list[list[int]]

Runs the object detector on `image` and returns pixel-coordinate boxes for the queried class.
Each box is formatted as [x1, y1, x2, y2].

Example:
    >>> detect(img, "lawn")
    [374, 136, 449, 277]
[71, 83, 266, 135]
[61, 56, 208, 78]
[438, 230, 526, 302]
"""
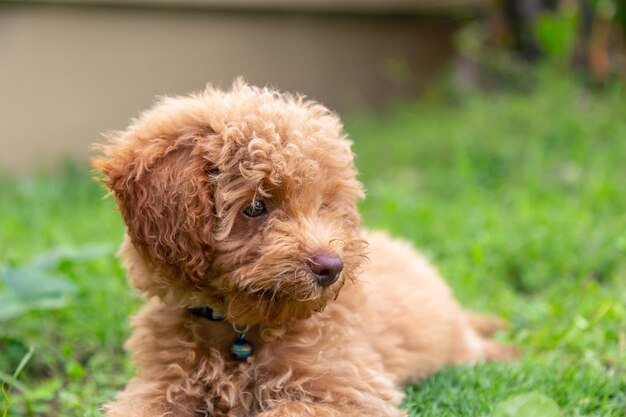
[1, 72, 625, 416]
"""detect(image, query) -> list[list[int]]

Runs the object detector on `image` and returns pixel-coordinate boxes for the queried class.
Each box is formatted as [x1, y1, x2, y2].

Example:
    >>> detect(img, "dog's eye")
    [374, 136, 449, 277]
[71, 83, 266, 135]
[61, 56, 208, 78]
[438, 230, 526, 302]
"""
[242, 200, 267, 218]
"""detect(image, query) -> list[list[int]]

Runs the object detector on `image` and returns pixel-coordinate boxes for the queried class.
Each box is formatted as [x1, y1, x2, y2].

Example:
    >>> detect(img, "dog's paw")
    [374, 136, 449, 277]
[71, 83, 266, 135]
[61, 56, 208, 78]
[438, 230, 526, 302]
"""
[482, 339, 521, 361]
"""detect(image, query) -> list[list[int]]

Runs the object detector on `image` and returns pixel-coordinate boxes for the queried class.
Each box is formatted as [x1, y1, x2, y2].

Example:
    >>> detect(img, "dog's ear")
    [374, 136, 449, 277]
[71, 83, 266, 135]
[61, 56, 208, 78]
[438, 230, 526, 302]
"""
[92, 132, 215, 282]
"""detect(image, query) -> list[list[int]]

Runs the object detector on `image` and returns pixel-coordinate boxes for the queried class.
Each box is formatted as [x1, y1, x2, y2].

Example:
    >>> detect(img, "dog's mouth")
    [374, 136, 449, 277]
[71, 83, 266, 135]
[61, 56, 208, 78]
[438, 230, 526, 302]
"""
[243, 268, 345, 300]
[221, 271, 345, 326]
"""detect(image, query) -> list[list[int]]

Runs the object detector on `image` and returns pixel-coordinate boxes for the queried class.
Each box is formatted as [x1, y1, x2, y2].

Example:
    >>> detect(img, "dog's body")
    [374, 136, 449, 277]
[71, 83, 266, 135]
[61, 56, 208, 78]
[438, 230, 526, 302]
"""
[94, 82, 515, 417]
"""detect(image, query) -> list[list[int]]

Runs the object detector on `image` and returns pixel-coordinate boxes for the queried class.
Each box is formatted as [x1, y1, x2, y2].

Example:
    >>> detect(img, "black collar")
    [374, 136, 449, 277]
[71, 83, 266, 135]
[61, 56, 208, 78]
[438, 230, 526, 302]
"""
[187, 306, 227, 321]
[187, 306, 254, 360]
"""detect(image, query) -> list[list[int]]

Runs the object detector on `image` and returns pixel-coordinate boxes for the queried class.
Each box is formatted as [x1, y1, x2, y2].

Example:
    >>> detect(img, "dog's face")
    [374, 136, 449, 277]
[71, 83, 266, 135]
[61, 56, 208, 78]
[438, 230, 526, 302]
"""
[93, 82, 366, 325]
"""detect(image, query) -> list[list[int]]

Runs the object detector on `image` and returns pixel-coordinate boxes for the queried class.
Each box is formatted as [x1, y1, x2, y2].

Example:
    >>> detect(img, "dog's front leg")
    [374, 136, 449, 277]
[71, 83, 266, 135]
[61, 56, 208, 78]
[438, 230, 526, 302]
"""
[102, 377, 202, 417]
[252, 368, 407, 417]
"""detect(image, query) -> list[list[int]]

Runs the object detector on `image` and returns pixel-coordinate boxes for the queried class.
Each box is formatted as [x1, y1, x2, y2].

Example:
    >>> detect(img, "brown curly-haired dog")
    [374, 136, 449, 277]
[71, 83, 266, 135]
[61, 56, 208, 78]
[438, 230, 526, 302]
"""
[93, 81, 516, 417]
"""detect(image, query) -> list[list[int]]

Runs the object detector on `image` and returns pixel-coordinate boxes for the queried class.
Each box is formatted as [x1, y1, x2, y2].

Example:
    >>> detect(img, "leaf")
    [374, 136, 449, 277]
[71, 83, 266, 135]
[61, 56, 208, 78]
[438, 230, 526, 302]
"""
[2, 267, 76, 298]
[0, 266, 76, 320]
[493, 392, 561, 417]
[0, 243, 115, 321]
[29, 244, 116, 270]
[535, 10, 578, 61]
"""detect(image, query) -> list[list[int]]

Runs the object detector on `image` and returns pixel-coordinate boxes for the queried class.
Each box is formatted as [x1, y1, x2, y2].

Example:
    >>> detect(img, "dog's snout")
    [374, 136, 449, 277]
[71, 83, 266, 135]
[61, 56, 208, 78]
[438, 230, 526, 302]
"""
[307, 252, 344, 287]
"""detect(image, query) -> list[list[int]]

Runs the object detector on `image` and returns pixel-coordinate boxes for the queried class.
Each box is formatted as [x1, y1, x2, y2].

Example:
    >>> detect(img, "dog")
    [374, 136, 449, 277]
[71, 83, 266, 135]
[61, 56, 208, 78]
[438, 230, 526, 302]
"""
[93, 80, 516, 417]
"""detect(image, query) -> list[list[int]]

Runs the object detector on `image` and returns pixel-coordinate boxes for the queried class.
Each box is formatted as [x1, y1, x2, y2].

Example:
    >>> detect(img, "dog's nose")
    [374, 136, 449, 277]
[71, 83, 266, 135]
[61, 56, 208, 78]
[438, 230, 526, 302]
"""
[307, 252, 344, 287]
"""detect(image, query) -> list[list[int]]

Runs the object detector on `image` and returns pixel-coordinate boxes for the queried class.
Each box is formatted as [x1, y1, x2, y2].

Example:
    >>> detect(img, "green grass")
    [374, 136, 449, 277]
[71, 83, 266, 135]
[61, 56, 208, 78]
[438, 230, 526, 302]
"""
[1, 72, 625, 416]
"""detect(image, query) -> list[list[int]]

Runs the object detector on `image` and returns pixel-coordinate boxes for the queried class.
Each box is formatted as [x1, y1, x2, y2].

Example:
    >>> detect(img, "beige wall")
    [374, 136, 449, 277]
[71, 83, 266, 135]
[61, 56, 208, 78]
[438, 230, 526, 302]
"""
[0, 4, 458, 172]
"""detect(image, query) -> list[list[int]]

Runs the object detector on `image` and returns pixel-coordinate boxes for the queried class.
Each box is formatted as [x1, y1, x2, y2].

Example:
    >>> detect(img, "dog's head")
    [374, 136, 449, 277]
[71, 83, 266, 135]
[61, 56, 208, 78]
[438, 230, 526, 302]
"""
[93, 81, 366, 326]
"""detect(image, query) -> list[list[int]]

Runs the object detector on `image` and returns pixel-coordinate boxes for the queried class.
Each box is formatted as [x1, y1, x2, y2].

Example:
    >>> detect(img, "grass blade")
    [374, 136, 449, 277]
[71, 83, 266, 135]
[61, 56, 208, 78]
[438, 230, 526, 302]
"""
[1, 347, 34, 417]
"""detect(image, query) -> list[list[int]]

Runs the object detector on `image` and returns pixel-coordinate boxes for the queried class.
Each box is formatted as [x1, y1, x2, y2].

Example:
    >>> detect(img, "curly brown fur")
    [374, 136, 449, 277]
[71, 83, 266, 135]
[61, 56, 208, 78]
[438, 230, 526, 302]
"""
[93, 80, 517, 417]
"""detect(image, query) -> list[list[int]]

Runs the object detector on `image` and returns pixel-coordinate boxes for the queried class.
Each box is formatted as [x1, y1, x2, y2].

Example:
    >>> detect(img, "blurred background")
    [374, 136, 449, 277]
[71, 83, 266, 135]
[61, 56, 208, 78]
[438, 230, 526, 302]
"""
[3, 0, 623, 172]
[1, 1, 625, 416]
[1, 0, 468, 171]
[1, 0, 625, 171]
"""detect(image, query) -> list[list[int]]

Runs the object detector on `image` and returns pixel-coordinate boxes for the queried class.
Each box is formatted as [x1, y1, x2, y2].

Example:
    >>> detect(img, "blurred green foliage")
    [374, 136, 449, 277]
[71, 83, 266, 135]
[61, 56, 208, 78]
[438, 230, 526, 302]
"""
[455, 0, 626, 87]
[0, 164, 133, 416]
[535, 3, 579, 62]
